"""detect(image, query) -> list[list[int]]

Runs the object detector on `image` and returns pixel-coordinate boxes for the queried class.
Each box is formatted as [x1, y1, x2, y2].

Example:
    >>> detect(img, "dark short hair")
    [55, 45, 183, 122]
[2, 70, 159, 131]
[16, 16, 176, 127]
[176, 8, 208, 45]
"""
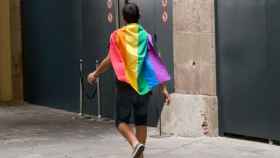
[122, 2, 140, 23]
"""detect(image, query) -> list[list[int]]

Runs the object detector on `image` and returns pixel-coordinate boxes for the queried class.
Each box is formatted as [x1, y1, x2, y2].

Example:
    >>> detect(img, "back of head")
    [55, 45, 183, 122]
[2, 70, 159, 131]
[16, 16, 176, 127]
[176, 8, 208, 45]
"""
[122, 2, 140, 24]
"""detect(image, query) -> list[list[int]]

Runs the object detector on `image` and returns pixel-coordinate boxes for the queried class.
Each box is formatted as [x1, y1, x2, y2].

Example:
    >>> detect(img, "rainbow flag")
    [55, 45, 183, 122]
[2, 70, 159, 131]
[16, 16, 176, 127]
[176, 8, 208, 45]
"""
[109, 23, 170, 95]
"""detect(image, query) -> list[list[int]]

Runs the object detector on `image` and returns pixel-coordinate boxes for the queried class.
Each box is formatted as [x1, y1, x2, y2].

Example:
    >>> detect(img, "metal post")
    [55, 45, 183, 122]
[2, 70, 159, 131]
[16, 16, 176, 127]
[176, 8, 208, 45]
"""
[159, 113, 162, 136]
[96, 60, 102, 120]
[79, 59, 84, 116]
[115, 0, 120, 29]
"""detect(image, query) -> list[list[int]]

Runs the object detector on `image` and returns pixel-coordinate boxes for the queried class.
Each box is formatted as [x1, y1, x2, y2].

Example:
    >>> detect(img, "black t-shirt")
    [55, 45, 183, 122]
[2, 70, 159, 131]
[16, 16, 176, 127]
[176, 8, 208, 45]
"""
[116, 80, 152, 95]
[116, 80, 134, 91]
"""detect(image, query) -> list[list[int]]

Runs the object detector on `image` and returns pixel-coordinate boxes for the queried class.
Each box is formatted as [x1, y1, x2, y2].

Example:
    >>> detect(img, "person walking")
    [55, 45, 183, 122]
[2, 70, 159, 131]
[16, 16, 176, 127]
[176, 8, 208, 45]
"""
[88, 2, 171, 158]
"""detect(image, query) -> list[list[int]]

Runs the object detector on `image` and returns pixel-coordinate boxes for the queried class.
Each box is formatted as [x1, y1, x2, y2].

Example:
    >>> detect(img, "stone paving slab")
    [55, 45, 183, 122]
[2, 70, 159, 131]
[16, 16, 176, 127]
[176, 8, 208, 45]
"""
[0, 104, 280, 158]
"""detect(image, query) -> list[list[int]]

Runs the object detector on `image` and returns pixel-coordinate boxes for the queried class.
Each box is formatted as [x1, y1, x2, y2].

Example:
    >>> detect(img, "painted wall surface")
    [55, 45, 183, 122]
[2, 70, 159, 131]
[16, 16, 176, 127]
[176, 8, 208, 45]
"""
[0, 0, 13, 102]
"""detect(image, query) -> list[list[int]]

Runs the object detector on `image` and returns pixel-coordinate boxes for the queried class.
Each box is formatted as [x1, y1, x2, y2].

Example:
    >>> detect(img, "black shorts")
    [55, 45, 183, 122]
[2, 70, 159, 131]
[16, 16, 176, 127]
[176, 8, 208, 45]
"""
[115, 81, 151, 127]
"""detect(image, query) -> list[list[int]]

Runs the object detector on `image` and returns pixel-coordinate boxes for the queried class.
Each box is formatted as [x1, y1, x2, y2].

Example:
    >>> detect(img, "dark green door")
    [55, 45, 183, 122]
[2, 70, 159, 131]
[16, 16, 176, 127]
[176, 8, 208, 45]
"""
[22, 0, 82, 112]
[82, 0, 116, 118]
[22, 0, 174, 124]
[217, 0, 280, 140]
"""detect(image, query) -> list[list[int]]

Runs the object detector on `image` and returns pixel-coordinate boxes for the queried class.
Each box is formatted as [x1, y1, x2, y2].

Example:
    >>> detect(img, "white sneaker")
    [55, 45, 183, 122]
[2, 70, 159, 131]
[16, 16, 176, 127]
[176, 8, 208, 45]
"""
[131, 143, 145, 158]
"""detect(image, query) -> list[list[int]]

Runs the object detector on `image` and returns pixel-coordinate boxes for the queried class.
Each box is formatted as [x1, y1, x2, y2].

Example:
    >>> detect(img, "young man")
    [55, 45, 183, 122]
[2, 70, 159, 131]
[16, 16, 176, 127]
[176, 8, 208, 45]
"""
[88, 2, 171, 158]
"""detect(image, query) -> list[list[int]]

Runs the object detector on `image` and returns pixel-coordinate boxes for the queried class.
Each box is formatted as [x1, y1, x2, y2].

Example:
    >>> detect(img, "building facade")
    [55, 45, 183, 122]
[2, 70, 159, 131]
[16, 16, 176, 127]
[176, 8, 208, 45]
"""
[0, 0, 217, 137]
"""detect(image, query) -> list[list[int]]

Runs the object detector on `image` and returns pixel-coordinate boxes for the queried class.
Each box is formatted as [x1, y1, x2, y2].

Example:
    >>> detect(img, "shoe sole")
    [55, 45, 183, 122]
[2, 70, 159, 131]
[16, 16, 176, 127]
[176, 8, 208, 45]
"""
[132, 144, 145, 158]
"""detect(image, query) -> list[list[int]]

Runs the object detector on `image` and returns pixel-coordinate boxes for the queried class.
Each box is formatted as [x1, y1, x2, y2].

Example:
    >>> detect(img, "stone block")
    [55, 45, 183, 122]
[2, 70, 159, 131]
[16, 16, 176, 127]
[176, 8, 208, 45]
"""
[205, 94, 219, 136]
[199, 63, 216, 96]
[187, 0, 214, 33]
[197, 33, 215, 65]
[174, 0, 187, 32]
[174, 0, 214, 33]
[173, 32, 198, 93]
[161, 93, 218, 137]
[173, 32, 216, 95]
[174, 63, 200, 94]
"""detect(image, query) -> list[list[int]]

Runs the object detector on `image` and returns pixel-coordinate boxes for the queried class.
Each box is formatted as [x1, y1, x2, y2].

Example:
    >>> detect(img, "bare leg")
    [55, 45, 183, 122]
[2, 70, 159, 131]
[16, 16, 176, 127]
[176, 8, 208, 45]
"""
[117, 123, 139, 148]
[136, 126, 147, 144]
[136, 126, 147, 158]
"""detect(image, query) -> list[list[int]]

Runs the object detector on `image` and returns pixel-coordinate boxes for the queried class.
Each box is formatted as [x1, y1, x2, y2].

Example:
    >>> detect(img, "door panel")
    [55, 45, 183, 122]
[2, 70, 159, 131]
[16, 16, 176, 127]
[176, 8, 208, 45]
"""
[22, 0, 81, 112]
[267, 0, 280, 140]
[82, 0, 116, 117]
[22, 0, 173, 123]
[217, 0, 280, 140]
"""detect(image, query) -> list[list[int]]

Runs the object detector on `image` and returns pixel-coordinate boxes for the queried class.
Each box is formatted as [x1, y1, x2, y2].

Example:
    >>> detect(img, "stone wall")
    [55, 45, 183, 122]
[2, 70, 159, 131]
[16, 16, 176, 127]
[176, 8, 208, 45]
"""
[161, 0, 218, 137]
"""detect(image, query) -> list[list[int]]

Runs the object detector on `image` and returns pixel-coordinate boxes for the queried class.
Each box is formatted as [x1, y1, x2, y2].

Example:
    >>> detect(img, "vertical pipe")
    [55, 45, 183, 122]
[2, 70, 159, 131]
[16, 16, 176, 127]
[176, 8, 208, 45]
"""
[0, 0, 13, 102]
[79, 59, 84, 116]
[115, 0, 120, 29]
[96, 60, 102, 119]
[159, 112, 162, 136]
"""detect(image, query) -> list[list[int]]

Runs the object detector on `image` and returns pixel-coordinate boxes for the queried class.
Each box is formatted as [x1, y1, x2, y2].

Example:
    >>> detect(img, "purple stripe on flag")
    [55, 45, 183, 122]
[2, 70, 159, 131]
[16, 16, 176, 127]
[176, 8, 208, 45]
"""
[147, 35, 170, 83]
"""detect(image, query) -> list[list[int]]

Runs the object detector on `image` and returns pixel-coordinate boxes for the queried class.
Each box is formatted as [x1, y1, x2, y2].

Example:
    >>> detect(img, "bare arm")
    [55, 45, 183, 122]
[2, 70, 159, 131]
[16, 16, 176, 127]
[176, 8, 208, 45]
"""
[160, 82, 171, 105]
[87, 53, 111, 84]
[94, 54, 111, 77]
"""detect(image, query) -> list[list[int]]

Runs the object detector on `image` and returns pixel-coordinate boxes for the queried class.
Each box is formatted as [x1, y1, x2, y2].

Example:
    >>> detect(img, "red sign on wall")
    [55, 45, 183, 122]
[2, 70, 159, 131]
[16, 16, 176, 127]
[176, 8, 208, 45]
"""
[107, 0, 113, 23]
[162, 11, 168, 23]
[162, 0, 168, 7]
[107, 12, 113, 23]
[162, 0, 168, 23]
[107, 0, 113, 9]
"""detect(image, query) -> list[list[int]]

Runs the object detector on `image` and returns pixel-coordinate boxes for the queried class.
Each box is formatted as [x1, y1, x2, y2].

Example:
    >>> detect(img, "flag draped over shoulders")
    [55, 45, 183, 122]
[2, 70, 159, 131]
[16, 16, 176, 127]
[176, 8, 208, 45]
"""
[109, 23, 170, 95]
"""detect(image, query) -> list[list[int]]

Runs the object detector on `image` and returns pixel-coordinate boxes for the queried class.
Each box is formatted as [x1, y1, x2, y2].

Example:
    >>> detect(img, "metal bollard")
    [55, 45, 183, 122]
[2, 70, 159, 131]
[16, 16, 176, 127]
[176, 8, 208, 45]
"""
[79, 59, 84, 116]
[96, 60, 102, 120]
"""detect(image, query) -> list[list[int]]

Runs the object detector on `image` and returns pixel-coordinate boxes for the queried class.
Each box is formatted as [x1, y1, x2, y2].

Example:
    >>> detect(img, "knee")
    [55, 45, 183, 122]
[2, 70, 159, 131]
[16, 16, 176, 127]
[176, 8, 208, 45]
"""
[115, 121, 129, 129]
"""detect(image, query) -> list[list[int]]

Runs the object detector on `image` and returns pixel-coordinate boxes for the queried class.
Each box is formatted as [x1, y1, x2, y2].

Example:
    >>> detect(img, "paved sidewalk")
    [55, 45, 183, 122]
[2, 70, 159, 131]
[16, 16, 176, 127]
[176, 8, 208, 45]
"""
[1, 104, 280, 158]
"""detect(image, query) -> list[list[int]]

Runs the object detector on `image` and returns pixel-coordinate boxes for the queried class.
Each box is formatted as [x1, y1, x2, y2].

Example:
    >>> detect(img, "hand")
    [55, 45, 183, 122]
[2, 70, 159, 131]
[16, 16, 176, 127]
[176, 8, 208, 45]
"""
[161, 87, 171, 105]
[87, 71, 98, 85]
